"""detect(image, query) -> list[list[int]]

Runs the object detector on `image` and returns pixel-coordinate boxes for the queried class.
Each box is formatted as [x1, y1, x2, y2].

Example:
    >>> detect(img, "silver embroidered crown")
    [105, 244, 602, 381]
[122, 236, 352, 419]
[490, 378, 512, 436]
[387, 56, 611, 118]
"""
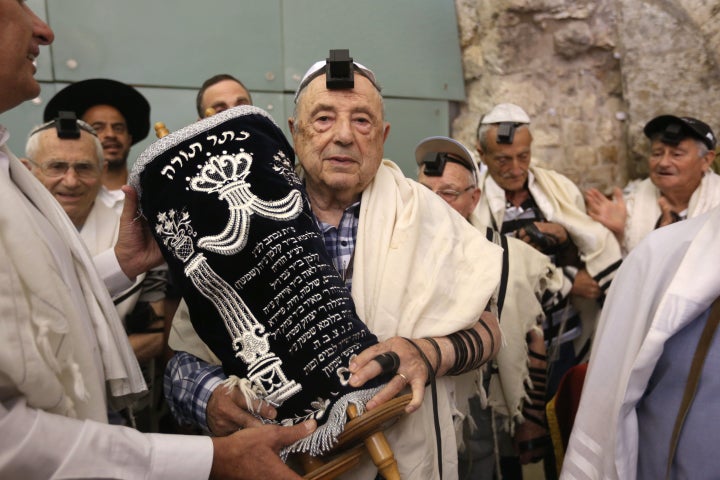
[190, 152, 252, 197]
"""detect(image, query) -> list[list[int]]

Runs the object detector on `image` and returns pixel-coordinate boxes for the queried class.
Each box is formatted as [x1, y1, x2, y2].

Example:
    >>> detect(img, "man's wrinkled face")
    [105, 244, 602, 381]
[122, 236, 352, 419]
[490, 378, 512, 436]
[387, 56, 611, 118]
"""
[82, 104, 132, 167]
[290, 74, 390, 201]
[201, 79, 252, 116]
[480, 126, 532, 193]
[30, 129, 103, 228]
[648, 137, 712, 195]
[418, 160, 480, 220]
[0, 0, 54, 113]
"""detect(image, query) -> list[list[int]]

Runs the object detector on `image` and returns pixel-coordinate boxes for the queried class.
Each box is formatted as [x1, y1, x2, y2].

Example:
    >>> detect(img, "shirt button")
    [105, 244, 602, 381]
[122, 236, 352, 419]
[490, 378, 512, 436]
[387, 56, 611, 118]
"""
[341, 241, 348, 246]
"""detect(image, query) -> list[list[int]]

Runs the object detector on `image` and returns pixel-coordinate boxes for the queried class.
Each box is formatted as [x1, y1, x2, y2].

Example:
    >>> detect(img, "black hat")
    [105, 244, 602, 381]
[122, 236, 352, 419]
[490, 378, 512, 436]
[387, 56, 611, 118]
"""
[44, 78, 150, 144]
[643, 115, 716, 150]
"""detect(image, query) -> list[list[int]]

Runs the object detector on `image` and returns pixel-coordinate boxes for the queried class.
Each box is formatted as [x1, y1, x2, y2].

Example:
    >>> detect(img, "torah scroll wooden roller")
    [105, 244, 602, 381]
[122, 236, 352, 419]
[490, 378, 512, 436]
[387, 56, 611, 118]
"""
[300, 394, 410, 480]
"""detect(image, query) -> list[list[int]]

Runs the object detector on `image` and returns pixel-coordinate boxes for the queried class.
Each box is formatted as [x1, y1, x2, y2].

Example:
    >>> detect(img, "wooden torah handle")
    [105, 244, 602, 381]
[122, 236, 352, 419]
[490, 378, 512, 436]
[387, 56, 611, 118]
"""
[154, 121, 170, 139]
[347, 404, 400, 480]
[204, 107, 216, 118]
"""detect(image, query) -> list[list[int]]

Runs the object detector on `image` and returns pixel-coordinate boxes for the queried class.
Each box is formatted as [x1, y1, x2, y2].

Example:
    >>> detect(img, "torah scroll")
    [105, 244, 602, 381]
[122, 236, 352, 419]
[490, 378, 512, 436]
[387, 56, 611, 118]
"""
[129, 106, 390, 456]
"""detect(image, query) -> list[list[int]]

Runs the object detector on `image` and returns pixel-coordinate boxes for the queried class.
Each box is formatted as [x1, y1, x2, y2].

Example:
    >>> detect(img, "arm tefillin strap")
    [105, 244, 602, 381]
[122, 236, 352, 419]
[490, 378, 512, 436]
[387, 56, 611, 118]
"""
[403, 338, 436, 385]
[402, 337, 443, 480]
[445, 326, 488, 376]
[478, 316, 495, 358]
[523, 351, 548, 427]
[423, 337, 443, 375]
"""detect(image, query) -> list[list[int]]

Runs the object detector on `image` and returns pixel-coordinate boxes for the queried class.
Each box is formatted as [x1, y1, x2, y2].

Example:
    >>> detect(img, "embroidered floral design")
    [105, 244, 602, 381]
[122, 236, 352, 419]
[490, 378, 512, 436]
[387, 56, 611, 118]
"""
[281, 396, 331, 426]
[155, 209, 197, 262]
[272, 150, 303, 188]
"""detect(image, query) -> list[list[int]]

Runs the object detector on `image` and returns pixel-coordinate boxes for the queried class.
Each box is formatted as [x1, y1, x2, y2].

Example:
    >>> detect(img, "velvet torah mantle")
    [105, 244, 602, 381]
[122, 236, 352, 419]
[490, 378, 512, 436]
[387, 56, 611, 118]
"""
[129, 106, 389, 455]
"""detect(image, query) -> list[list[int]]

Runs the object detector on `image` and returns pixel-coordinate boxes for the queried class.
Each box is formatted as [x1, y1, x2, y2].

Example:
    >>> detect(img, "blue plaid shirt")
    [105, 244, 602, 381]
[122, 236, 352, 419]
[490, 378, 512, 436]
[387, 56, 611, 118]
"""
[316, 201, 359, 291]
[163, 202, 360, 431]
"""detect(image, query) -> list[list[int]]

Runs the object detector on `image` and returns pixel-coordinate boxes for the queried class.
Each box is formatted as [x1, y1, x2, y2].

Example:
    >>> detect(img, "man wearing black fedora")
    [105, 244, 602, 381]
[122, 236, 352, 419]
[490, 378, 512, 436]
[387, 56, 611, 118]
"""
[44, 78, 150, 212]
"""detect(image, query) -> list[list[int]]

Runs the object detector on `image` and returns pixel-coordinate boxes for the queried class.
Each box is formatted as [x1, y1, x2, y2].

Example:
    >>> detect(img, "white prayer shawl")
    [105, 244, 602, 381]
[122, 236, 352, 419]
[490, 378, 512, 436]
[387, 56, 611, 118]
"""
[81, 198, 147, 325]
[561, 206, 720, 480]
[469, 214, 563, 428]
[623, 171, 720, 255]
[169, 300, 221, 364]
[345, 160, 502, 479]
[353, 160, 501, 339]
[170, 160, 503, 479]
[475, 166, 623, 351]
[97, 185, 125, 215]
[0, 145, 145, 421]
[476, 166, 621, 281]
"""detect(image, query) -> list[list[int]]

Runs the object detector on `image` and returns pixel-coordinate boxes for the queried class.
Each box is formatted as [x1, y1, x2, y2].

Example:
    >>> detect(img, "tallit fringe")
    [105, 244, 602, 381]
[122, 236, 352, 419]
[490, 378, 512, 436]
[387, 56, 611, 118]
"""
[61, 395, 77, 418]
[280, 385, 384, 459]
[453, 402, 469, 453]
[35, 323, 61, 372]
[454, 368, 488, 453]
[490, 371, 532, 435]
[36, 317, 89, 417]
[222, 375, 262, 413]
[69, 361, 89, 401]
[126, 406, 137, 430]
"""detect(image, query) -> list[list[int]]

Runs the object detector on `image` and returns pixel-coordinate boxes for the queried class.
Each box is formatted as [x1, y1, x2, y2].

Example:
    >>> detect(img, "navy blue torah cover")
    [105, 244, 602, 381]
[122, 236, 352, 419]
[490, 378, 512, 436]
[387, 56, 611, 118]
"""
[129, 106, 390, 456]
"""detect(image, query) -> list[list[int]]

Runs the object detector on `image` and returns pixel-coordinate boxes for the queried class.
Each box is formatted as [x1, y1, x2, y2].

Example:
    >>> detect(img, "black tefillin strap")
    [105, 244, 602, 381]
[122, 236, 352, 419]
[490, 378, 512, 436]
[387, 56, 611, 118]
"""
[401, 337, 442, 480]
[421, 152, 478, 186]
[29, 111, 97, 140]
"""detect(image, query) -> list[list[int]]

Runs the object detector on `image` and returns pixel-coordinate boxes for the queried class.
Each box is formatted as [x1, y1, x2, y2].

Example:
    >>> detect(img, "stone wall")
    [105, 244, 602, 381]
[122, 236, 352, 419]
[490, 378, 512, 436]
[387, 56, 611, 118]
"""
[453, 0, 720, 192]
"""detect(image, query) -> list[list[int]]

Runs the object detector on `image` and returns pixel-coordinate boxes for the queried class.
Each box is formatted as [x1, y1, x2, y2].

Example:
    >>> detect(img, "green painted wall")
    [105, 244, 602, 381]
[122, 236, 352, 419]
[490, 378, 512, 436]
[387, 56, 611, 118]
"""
[1, 0, 465, 176]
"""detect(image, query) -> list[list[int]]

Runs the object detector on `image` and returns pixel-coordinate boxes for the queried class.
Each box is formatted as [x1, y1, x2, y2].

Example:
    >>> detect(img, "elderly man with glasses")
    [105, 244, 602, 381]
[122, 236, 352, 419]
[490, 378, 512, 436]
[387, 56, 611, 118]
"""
[23, 117, 104, 230]
[417, 136, 566, 478]
[22, 115, 169, 426]
[43, 78, 151, 213]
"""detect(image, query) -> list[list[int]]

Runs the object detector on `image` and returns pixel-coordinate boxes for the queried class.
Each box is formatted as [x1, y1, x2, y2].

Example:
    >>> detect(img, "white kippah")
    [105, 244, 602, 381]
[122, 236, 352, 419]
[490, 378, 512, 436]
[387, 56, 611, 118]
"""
[481, 103, 531, 124]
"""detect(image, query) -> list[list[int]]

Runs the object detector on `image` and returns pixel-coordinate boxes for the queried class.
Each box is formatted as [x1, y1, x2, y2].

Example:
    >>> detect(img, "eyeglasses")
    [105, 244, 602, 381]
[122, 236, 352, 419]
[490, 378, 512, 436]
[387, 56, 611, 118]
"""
[29, 159, 101, 179]
[428, 185, 475, 202]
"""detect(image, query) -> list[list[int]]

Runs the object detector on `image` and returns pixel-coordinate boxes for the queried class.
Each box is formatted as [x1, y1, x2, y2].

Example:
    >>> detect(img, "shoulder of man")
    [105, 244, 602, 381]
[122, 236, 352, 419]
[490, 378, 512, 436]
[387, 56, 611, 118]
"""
[98, 187, 125, 212]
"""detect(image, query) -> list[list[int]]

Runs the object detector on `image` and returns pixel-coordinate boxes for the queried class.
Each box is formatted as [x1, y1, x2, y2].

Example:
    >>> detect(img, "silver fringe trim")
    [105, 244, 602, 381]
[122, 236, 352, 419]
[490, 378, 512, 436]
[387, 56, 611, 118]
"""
[280, 384, 385, 460]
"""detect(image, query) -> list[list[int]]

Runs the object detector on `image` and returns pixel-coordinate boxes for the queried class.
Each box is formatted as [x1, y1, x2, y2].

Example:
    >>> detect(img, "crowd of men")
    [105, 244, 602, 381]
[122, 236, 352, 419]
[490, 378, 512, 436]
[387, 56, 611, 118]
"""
[2, 2, 720, 479]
